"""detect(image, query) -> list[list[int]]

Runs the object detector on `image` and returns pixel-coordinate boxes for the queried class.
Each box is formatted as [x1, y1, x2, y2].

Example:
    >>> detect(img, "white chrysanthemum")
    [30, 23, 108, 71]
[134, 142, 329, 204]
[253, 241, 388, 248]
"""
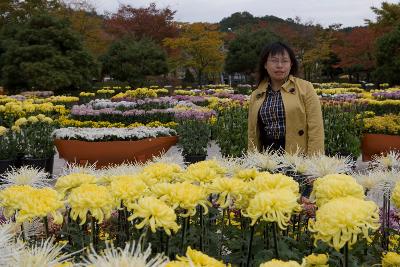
[368, 169, 400, 200]
[280, 149, 308, 175]
[213, 156, 247, 178]
[305, 154, 354, 178]
[353, 172, 380, 192]
[0, 222, 24, 266]
[0, 166, 52, 189]
[372, 151, 400, 171]
[150, 153, 185, 169]
[81, 241, 168, 267]
[60, 162, 98, 177]
[15, 237, 75, 267]
[243, 148, 283, 172]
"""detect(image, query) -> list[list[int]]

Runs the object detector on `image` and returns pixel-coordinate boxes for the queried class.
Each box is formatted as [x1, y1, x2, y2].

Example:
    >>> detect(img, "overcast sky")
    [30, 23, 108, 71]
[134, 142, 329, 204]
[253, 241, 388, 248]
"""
[90, 0, 399, 28]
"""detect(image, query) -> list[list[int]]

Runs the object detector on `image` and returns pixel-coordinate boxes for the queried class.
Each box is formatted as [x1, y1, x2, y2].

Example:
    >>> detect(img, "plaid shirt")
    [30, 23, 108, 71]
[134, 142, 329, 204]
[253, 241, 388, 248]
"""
[259, 85, 286, 139]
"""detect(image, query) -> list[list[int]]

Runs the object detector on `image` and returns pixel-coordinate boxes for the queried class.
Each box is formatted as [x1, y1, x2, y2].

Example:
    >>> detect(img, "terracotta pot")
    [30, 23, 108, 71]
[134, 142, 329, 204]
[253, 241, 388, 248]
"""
[54, 136, 178, 168]
[361, 133, 400, 161]
[0, 158, 17, 177]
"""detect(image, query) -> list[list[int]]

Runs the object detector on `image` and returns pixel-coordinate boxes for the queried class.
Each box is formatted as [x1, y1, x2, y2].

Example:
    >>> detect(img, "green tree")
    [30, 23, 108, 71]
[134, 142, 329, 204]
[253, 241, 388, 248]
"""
[373, 24, 400, 84]
[225, 27, 279, 80]
[101, 37, 168, 86]
[0, 13, 98, 92]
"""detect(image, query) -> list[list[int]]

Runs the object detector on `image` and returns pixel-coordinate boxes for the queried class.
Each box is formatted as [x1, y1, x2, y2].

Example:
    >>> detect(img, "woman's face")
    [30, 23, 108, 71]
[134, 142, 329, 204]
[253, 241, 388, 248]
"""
[264, 50, 292, 83]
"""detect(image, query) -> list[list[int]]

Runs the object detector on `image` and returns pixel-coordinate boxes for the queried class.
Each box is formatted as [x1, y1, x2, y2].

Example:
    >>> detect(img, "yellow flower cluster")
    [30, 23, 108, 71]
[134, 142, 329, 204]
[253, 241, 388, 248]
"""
[243, 188, 301, 228]
[382, 252, 400, 267]
[311, 174, 364, 207]
[392, 181, 400, 209]
[11, 114, 53, 132]
[309, 196, 380, 251]
[174, 90, 195, 96]
[161, 182, 210, 217]
[42, 96, 79, 104]
[127, 196, 179, 235]
[0, 100, 66, 118]
[209, 177, 246, 208]
[250, 172, 299, 195]
[142, 162, 183, 183]
[68, 183, 113, 225]
[113, 88, 158, 99]
[166, 246, 228, 267]
[301, 253, 329, 267]
[0, 185, 64, 223]
[110, 175, 148, 207]
[364, 114, 400, 135]
[79, 92, 95, 97]
[315, 87, 363, 95]
[0, 125, 8, 136]
[97, 89, 115, 94]
[55, 173, 97, 196]
[259, 259, 301, 267]
[56, 116, 125, 128]
[233, 168, 259, 181]
[181, 160, 226, 184]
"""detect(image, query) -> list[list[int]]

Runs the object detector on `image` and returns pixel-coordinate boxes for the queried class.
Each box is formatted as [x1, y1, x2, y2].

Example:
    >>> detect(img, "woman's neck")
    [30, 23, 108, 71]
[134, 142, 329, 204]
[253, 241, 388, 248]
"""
[270, 79, 286, 91]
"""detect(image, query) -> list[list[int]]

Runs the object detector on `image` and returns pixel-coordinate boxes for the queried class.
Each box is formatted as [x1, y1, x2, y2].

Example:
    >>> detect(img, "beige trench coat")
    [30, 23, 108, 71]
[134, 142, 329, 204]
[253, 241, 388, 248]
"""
[248, 75, 324, 155]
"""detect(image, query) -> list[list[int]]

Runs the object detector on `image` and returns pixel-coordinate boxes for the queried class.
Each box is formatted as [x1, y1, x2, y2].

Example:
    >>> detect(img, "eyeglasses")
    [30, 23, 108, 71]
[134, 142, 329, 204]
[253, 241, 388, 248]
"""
[267, 58, 291, 65]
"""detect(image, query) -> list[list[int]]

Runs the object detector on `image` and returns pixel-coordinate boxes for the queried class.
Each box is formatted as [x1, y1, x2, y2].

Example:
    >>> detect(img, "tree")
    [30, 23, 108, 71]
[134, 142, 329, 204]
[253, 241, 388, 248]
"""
[219, 11, 256, 32]
[0, 13, 98, 92]
[101, 37, 168, 86]
[163, 23, 225, 86]
[104, 3, 178, 44]
[57, 0, 112, 57]
[225, 27, 279, 79]
[373, 24, 400, 85]
[332, 27, 377, 81]
[0, 0, 62, 26]
[366, 2, 400, 33]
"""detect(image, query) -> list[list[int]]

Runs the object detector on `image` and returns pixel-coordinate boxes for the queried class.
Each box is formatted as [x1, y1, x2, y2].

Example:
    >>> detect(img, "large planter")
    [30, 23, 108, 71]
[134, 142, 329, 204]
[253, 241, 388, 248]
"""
[55, 136, 178, 168]
[20, 155, 54, 174]
[0, 159, 17, 177]
[361, 133, 400, 161]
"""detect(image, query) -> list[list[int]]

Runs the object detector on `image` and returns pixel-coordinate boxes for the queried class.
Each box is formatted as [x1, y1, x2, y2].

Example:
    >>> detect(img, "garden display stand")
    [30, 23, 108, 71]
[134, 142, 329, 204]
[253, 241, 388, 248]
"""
[55, 136, 178, 168]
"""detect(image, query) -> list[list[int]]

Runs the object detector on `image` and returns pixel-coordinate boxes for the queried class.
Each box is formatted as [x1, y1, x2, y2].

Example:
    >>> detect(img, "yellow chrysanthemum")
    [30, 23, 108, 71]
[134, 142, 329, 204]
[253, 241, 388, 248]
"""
[127, 196, 179, 235]
[392, 181, 400, 209]
[166, 182, 210, 217]
[27, 116, 39, 123]
[382, 252, 400, 267]
[309, 196, 380, 251]
[55, 173, 97, 196]
[260, 259, 301, 267]
[186, 159, 227, 176]
[0, 126, 7, 136]
[243, 188, 301, 229]
[209, 177, 246, 208]
[233, 168, 259, 181]
[0, 185, 36, 217]
[68, 184, 114, 225]
[14, 117, 28, 127]
[0, 185, 64, 223]
[311, 174, 364, 207]
[250, 172, 299, 195]
[18, 187, 64, 224]
[142, 162, 182, 183]
[176, 246, 228, 267]
[180, 167, 220, 184]
[301, 253, 329, 267]
[110, 175, 148, 207]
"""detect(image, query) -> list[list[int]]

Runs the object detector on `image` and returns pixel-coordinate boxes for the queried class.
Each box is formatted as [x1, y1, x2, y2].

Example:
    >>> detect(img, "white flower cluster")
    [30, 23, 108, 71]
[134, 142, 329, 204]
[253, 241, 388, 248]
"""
[53, 126, 177, 141]
[91, 99, 137, 109]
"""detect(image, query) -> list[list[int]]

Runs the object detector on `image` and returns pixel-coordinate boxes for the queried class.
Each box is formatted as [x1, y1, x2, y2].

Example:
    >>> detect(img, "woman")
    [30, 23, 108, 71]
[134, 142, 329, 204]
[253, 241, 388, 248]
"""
[248, 41, 324, 155]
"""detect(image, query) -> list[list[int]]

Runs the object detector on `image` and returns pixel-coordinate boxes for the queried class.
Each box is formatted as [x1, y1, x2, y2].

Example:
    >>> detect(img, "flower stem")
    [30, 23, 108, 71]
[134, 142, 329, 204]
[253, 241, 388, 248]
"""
[43, 216, 49, 238]
[343, 242, 349, 267]
[199, 205, 204, 251]
[273, 222, 279, 258]
[246, 224, 255, 267]
[180, 216, 187, 254]
[91, 216, 97, 252]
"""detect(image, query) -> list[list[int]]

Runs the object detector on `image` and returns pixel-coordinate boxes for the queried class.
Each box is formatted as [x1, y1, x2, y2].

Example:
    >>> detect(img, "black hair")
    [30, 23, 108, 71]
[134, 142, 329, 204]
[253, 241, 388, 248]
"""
[256, 41, 298, 86]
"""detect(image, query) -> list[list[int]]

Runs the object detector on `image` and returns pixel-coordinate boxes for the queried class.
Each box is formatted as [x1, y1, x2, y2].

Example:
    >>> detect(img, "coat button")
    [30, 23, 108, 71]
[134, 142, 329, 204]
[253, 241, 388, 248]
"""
[298, 130, 304, 136]
[289, 88, 295, 93]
